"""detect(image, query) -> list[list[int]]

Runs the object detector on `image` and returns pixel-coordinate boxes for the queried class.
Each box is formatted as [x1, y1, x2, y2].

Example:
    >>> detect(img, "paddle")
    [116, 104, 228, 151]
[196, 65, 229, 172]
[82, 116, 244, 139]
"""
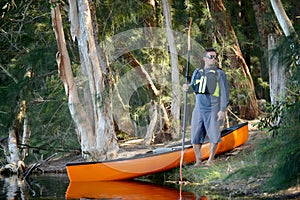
[180, 18, 192, 183]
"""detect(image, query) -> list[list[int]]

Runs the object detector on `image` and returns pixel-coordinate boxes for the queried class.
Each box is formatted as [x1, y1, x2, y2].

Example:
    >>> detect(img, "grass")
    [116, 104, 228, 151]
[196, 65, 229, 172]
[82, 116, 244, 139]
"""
[146, 127, 299, 199]
[256, 125, 300, 193]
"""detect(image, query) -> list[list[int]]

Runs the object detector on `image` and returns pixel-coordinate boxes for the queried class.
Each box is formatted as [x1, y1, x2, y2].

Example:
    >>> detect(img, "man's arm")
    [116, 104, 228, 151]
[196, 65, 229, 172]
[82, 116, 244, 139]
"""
[219, 71, 229, 112]
[183, 69, 198, 93]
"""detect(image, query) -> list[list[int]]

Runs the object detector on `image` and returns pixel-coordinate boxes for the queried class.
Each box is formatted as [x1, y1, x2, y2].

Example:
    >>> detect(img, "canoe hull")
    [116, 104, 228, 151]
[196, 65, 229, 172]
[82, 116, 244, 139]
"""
[66, 122, 248, 182]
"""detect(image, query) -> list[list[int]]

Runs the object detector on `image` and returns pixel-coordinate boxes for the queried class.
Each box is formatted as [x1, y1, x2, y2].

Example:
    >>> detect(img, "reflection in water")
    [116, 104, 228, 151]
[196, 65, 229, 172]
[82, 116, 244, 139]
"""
[1, 175, 30, 200]
[0, 174, 217, 199]
[0, 174, 69, 199]
[66, 180, 199, 199]
[2, 175, 18, 200]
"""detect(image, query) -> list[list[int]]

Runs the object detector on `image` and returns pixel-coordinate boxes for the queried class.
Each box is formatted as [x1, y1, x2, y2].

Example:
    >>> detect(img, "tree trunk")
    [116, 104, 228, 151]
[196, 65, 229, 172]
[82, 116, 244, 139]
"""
[268, 0, 299, 131]
[21, 108, 31, 160]
[77, 0, 119, 160]
[268, 0, 291, 106]
[0, 101, 26, 176]
[0, 129, 25, 175]
[270, 0, 297, 38]
[207, 0, 260, 119]
[270, 0, 299, 58]
[144, 101, 158, 144]
[7, 129, 20, 167]
[51, 0, 118, 161]
[252, 0, 282, 82]
[143, 0, 157, 41]
[121, 52, 171, 141]
[123, 52, 160, 96]
[268, 34, 286, 110]
[162, 0, 181, 138]
[51, 1, 94, 159]
[252, 0, 282, 49]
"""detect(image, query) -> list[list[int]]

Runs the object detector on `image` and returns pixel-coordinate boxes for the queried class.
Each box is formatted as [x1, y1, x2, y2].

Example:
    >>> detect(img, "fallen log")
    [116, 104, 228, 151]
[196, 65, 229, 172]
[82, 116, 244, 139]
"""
[23, 153, 57, 180]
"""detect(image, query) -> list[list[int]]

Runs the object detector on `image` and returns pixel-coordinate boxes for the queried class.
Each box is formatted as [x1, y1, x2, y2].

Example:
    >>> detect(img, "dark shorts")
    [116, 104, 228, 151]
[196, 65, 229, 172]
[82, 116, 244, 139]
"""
[190, 103, 221, 144]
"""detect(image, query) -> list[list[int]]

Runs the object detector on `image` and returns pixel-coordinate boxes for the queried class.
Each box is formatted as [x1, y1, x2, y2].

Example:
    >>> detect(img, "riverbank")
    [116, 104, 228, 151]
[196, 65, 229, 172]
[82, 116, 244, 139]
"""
[37, 121, 299, 199]
[155, 123, 300, 199]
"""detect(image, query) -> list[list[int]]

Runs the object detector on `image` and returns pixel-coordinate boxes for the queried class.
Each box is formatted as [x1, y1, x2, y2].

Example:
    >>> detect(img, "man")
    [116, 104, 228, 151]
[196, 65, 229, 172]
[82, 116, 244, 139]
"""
[183, 48, 229, 166]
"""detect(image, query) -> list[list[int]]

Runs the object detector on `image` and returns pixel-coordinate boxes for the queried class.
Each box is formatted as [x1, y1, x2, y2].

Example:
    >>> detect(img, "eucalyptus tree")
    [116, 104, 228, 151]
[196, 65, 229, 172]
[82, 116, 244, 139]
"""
[51, 0, 120, 160]
[50, 0, 163, 157]
[50, 0, 208, 161]
[266, 0, 299, 131]
[162, 0, 181, 139]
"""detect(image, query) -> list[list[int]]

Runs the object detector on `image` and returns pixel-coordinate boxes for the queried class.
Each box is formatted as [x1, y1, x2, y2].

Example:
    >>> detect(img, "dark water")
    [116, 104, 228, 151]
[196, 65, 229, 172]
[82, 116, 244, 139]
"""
[1, 174, 263, 199]
[0, 174, 69, 199]
[0, 174, 203, 199]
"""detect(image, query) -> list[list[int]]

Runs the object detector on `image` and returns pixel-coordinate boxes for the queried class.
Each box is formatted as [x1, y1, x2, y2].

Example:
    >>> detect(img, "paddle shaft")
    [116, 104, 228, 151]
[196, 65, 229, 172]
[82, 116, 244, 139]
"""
[181, 18, 192, 151]
[180, 18, 192, 182]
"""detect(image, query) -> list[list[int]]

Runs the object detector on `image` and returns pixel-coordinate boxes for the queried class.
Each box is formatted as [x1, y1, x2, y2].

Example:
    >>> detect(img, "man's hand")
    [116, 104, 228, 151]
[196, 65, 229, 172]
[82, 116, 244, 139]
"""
[182, 84, 189, 92]
[217, 111, 226, 121]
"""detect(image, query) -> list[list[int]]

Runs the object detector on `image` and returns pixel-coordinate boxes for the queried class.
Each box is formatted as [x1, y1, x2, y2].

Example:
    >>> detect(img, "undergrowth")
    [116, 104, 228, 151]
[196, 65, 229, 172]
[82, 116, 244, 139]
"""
[156, 117, 299, 198]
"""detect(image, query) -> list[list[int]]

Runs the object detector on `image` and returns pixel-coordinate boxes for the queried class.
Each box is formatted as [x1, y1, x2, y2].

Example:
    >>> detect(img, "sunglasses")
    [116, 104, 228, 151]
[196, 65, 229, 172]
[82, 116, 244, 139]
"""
[206, 55, 217, 59]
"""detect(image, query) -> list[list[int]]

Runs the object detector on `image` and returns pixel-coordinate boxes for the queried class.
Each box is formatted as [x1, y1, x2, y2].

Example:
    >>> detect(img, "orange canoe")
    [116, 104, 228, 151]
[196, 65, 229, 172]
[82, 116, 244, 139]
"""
[66, 122, 248, 182]
[65, 180, 197, 199]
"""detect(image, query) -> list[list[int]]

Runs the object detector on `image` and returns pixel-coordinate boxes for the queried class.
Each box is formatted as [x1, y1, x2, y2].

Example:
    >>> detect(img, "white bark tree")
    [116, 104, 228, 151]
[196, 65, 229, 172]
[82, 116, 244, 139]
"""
[268, 34, 285, 127]
[162, 0, 181, 139]
[269, 0, 299, 129]
[50, 0, 118, 161]
[0, 78, 29, 175]
[270, 0, 298, 38]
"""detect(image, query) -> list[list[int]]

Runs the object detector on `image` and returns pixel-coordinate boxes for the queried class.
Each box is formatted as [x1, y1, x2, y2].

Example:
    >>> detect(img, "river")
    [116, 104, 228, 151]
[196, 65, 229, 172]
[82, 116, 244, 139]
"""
[0, 174, 251, 199]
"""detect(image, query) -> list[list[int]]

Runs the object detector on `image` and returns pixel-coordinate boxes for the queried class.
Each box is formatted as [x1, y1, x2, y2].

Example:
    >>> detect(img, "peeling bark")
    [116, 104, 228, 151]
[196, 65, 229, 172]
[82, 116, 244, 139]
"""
[50, 1, 95, 159]
[7, 129, 20, 166]
[0, 99, 27, 176]
[75, 0, 119, 160]
[51, 0, 119, 160]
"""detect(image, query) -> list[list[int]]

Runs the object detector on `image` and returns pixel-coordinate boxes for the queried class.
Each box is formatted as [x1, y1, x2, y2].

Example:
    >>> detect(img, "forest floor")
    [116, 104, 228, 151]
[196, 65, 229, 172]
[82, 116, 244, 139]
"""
[160, 122, 300, 199]
[37, 120, 300, 199]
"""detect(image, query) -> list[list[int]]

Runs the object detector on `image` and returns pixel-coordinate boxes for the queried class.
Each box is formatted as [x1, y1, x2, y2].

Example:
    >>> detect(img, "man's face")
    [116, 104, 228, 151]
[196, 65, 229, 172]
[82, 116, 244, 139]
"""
[203, 51, 217, 67]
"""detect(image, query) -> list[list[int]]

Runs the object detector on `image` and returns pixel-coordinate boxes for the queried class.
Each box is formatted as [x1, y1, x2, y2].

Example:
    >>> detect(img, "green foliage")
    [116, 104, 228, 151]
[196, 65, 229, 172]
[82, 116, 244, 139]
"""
[0, 0, 79, 162]
[95, 0, 156, 39]
[257, 34, 299, 128]
[256, 102, 285, 134]
[255, 34, 300, 191]
[129, 86, 151, 135]
[255, 103, 300, 192]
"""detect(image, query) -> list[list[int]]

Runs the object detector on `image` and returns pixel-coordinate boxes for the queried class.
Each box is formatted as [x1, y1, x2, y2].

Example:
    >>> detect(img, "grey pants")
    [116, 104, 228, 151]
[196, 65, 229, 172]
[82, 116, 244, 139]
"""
[190, 103, 221, 144]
